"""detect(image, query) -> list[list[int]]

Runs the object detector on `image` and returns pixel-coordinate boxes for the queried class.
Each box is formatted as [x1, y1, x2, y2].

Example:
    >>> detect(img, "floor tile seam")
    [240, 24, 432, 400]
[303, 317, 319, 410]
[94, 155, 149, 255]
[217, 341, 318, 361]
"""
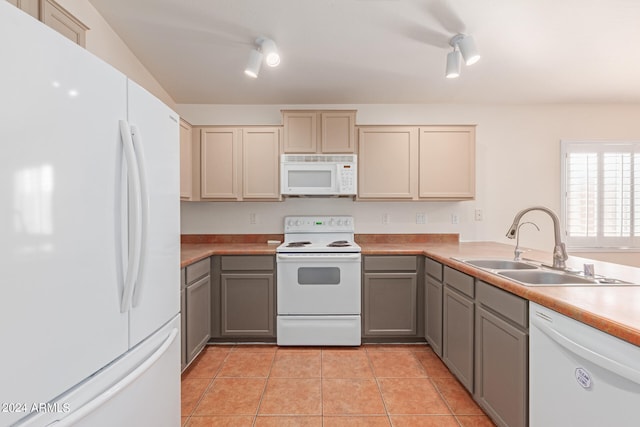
[368, 353, 393, 426]
[320, 348, 324, 423]
[253, 349, 277, 422]
[428, 377, 459, 419]
[409, 350, 431, 377]
[186, 376, 217, 419]
[386, 411, 460, 416]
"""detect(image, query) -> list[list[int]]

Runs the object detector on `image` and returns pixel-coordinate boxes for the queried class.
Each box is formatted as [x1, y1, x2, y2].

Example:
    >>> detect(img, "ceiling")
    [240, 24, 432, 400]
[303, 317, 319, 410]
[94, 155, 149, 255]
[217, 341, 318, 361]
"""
[88, 0, 640, 105]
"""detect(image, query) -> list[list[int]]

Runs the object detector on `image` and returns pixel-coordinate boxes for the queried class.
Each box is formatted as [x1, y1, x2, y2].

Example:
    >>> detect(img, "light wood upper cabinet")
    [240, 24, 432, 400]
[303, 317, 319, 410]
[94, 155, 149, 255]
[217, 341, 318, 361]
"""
[282, 110, 356, 153]
[197, 126, 281, 201]
[357, 125, 476, 201]
[41, 0, 88, 47]
[179, 119, 193, 200]
[242, 128, 281, 199]
[282, 111, 317, 153]
[358, 126, 418, 199]
[8, 0, 39, 18]
[10, 0, 89, 47]
[320, 111, 356, 153]
[419, 126, 475, 199]
[200, 128, 241, 200]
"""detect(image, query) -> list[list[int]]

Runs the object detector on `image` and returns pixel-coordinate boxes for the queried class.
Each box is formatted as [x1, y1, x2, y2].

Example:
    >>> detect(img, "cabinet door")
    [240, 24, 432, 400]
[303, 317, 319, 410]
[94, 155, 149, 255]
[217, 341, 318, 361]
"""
[221, 273, 275, 337]
[179, 119, 193, 200]
[363, 272, 418, 336]
[200, 128, 241, 199]
[443, 286, 475, 392]
[283, 111, 317, 153]
[186, 275, 211, 364]
[425, 275, 443, 356]
[7, 0, 39, 18]
[475, 306, 527, 427]
[321, 111, 356, 153]
[419, 126, 475, 199]
[242, 127, 281, 199]
[41, 0, 88, 47]
[358, 127, 418, 199]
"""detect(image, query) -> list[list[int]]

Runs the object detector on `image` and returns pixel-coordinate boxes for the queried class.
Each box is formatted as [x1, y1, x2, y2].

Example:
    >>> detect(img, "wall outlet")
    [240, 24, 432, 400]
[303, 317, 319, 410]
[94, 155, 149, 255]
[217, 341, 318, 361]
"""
[249, 213, 257, 224]
[475, 209, 483, 221]
[382, 213, 389, 224]
[451, 213, 459, 224]
[416, 212, 426, 224]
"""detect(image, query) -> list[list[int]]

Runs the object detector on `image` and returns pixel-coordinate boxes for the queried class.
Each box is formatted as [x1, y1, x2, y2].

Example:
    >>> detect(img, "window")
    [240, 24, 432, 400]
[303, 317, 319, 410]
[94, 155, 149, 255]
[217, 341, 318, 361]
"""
[561, 140, 640, 249]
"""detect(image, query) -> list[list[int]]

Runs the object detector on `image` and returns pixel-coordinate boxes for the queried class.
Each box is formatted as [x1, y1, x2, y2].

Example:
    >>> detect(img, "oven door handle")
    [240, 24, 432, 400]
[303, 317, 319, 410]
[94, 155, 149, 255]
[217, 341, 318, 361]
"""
[277, 253, 361, 261]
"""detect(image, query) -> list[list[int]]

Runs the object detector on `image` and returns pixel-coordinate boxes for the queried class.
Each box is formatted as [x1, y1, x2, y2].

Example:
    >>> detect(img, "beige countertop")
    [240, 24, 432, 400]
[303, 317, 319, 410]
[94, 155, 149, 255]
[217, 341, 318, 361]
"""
[180, 238, 640, 347]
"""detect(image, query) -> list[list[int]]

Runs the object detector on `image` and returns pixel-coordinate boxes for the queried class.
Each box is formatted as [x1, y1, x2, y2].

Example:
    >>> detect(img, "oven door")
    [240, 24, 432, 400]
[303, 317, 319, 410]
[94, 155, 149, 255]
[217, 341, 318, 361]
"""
[276, 253, 361, 315]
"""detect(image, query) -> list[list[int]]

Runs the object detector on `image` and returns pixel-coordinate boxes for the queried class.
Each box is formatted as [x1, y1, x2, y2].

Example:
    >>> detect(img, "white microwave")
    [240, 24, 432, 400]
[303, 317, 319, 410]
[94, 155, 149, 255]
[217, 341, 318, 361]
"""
[281, 154, 357, 196]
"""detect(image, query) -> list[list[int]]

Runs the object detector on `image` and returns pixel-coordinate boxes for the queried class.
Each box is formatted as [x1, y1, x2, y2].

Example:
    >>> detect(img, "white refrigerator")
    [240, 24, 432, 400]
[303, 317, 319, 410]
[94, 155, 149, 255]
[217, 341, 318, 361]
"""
[0, 3, 180, 426]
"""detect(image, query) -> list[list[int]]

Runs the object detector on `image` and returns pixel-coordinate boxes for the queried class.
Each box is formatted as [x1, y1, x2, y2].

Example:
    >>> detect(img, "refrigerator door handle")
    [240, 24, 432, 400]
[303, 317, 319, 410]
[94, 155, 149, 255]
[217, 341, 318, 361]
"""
[130, 125, 150, 308]
[531, 315, 640, 385]
[118, 120, 142, 313]
[44, 328, 179, 427]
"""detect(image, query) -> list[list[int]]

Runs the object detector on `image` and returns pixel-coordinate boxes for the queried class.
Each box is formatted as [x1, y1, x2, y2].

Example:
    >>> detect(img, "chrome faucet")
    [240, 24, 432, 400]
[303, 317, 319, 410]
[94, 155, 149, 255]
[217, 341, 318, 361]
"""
[506, 206, 568, 269]
[513, 221, 540, 261]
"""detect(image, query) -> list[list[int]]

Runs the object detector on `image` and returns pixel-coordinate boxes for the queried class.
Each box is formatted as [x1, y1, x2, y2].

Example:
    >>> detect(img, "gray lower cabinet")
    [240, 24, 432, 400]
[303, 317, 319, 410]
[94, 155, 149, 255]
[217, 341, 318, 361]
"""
[475, 280, 528, 427]
[180, 269, 186, 371]
[442, 266, 475, 393]
[424, 258, 443, 356]
[362, 255, 423, 339]
[184, 258, 211, 366]
[219, 255, 275, 338]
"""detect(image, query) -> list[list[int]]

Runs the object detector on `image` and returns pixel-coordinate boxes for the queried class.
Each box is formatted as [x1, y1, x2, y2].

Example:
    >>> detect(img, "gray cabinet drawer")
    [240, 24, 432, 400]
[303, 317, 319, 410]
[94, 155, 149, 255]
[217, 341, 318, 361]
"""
[221, 255, 274, 271]
[186, 257, 210, 283]
[425, 258, 443, 281]
[364, 255, 417, 271]
[444, 266, 474, 298]
[476, 280, 528, 329]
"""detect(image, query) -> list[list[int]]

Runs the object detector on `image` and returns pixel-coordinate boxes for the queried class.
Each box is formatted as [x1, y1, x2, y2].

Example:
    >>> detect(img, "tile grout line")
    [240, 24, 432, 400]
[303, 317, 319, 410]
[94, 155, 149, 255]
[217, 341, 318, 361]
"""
[251, 345, 277, 426]
[320, 348, 324, 427]
[182, 344, 235, 426]
[365, 346, 394, 426]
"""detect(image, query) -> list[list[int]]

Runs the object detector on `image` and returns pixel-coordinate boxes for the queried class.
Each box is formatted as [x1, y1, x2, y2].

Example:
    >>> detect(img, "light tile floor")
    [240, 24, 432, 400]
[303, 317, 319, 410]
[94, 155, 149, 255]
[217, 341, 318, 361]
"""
[181, 344, 496, 427]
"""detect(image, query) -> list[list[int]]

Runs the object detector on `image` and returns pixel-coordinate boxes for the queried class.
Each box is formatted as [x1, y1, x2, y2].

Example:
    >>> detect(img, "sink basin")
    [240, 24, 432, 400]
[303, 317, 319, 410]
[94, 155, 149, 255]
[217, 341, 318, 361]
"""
[498, 270, 597, 286]
[462, 259, 538, 270]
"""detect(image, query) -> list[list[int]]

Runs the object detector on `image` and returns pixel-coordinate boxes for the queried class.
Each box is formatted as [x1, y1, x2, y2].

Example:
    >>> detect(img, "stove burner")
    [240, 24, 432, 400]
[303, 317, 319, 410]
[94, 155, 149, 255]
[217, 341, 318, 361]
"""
[286, 241, 312, 247]
[327, 240, 352, 247]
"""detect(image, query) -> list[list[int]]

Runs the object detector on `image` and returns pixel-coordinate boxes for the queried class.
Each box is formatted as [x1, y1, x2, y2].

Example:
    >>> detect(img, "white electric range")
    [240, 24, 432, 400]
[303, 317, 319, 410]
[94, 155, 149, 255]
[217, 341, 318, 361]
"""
[276, 216, 361, 346]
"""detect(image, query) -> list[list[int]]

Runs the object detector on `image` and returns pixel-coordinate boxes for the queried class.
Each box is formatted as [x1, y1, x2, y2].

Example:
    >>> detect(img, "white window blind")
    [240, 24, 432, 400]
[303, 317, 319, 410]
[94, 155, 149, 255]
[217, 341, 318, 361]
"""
[561, 140, 640, 249]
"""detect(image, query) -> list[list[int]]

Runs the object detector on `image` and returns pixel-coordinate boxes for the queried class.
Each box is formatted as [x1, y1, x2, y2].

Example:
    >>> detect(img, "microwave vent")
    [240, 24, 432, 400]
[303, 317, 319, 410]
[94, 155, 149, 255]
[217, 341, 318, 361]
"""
[282, 154, 356, 163]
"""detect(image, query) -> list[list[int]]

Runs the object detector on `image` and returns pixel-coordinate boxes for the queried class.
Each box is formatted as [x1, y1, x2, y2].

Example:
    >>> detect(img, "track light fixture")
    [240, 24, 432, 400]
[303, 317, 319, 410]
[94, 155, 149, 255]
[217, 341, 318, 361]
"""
[244, 36, 280, 78]
[445, 50, 461, 79]
[445, 34, 480, 79]
[244, 49, 263, 78]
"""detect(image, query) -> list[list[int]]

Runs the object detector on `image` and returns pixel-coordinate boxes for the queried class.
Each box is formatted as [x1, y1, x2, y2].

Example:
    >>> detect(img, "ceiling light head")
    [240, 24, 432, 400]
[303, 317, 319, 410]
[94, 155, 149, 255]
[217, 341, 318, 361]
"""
[257, 37, 280, 67]
[445, 50, 462, 79]
[244, 49, 263, 78]
[450, 34, 480, 66]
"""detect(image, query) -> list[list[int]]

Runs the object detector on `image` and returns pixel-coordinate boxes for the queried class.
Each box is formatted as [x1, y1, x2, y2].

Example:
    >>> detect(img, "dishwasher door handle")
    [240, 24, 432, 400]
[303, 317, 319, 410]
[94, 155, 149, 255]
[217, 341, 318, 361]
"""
[531, 315, 640, 385]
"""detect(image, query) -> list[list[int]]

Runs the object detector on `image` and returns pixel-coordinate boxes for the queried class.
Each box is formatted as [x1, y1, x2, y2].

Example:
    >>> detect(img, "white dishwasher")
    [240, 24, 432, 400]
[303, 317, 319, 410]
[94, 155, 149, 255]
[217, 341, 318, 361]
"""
[529, 302, 640, 427]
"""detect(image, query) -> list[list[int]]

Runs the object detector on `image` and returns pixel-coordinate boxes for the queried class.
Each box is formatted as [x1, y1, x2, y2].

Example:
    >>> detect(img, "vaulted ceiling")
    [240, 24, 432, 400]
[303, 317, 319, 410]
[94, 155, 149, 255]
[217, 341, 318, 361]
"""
[89, 0, 640, 104]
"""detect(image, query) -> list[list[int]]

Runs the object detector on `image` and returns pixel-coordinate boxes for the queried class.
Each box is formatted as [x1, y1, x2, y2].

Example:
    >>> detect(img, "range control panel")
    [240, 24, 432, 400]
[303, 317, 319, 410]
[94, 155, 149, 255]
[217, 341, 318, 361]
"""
[284, 216, 355, 233]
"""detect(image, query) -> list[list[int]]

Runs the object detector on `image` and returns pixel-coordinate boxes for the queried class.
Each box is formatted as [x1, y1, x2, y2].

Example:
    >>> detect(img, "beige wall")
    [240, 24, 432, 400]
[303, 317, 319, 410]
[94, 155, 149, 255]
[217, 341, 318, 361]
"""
[56, 0, 176, 110]
[178, 103, 640, 267]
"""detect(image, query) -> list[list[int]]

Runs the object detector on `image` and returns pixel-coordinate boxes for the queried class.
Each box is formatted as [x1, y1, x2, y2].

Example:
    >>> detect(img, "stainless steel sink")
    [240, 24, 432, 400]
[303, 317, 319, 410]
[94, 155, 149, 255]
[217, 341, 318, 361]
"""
[456, 257, 636, 286]
[498, 270, 598, 286]
[462, 259, 538, 270]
